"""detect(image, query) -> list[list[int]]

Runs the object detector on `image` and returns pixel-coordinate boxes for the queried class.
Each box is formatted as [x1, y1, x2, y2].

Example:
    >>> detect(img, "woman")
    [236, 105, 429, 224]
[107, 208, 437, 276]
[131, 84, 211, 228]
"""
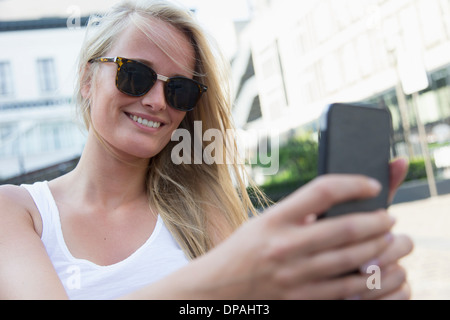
[0, 0, 412, 299]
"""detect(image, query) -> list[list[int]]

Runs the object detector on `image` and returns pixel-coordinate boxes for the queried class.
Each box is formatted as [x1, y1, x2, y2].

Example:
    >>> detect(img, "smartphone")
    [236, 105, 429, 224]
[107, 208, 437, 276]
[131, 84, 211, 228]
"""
[318, 103, 392, 218]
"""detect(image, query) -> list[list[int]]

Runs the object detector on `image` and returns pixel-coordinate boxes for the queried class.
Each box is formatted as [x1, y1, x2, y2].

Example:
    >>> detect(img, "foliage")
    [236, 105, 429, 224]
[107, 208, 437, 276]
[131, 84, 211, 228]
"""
[252, 133, 319, 202]
[405, 158, 435, 182]
[251, 133, 433, 203]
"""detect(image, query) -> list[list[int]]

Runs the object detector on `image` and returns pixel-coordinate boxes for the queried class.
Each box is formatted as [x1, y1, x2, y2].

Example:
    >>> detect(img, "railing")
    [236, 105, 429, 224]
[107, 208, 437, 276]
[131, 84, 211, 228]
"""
[0, 97, 71, 111]
[0, 156, 79, 185]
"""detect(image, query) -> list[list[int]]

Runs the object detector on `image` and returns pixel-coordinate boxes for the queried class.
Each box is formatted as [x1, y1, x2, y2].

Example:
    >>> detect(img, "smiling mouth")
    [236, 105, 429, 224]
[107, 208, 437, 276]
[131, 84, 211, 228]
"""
[127, 113, 162, 128]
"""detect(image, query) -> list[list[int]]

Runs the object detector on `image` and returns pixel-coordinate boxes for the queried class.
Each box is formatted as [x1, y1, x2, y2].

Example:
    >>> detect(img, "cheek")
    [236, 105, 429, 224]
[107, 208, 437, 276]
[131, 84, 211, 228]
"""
[90, 94, 114, 126]
[161, 111, 187, 149]
[89, 72, 121, 124]
[170, 109, 188, 127]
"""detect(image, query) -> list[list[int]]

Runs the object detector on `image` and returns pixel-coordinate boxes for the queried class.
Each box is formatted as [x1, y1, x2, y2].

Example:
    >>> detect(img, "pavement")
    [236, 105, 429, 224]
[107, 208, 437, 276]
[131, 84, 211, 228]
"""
[389, 194, 450, 300]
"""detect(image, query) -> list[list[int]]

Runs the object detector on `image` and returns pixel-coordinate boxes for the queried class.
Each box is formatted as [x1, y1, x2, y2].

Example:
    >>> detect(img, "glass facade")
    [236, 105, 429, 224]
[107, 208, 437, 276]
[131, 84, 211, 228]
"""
[0, 61, 13, 96]
[366, 64, 450, 161]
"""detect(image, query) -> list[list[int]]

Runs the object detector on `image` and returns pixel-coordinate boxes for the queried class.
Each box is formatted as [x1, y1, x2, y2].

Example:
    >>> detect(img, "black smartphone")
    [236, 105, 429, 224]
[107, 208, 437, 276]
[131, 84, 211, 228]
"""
[318, 103, 392, 218]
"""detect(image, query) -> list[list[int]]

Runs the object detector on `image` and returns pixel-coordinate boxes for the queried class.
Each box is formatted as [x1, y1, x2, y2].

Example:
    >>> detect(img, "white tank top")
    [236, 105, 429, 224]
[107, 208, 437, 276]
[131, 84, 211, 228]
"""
[21, 181, 189, 300]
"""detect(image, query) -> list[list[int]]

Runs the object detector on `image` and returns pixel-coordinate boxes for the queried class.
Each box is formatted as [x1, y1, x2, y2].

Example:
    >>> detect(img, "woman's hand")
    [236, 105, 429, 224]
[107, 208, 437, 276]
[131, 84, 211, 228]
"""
[129, 159, 413, 300]
[194, 174, 402, 299]
[388, 157, 409, 205]
[208, 158, 412, 299]
[356, 158, 413, 300]
[357, 234, 413, 300]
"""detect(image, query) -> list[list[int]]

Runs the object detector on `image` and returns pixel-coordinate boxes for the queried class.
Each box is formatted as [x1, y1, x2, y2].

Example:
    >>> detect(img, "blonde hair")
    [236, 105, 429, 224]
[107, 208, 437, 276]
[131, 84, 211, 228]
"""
[75, 0, 268, 259]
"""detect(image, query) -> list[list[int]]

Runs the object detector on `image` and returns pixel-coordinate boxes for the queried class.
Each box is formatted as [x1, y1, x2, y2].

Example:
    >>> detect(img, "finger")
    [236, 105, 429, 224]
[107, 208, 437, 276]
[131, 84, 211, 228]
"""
[379, 281, 412, 300]
[297, 232, 394, 281]
[388, 158, 409, 204]
[269, 175, 382, 225]
[374, 234, 414, 268]
[281, 257, 408, 300]
[290, 273, 369, 300]
[359, 263, 408, 300]
[296, 210, 395, 255]
[260, 211, 394, 280]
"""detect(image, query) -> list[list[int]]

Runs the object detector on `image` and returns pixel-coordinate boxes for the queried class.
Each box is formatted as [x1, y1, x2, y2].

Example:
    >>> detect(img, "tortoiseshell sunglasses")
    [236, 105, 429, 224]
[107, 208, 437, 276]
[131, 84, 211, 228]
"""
[89, 57, 207, 111]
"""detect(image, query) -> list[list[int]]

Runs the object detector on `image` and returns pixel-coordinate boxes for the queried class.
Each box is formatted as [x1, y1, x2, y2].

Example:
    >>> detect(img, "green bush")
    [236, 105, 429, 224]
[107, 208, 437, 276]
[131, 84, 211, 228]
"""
[252, 133, 318, 202]
[251, 133, 434, 203]
[405, 158, 435, 182]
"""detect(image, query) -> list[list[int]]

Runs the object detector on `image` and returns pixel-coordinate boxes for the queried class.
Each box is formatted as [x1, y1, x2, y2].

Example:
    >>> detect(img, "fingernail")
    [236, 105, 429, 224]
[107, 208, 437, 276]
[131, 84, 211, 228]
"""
[359, 259, 379, 274]
[389, 215, 396, 226]
[369, 178, 382, 192]
[385, 232, 394, 243]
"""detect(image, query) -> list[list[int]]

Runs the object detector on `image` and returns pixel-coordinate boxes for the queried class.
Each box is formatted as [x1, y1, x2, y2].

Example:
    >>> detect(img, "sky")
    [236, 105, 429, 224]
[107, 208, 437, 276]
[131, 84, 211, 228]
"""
[0, 0, 252, 58]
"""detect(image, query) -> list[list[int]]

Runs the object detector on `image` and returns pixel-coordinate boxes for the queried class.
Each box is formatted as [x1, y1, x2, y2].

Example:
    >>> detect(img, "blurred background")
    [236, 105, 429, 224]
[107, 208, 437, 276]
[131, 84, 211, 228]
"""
[1, 0, 450, 299]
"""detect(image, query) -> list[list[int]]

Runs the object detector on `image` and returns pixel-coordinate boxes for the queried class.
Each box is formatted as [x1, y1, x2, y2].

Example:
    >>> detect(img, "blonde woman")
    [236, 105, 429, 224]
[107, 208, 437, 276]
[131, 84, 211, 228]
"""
[0, 0, 412, 300]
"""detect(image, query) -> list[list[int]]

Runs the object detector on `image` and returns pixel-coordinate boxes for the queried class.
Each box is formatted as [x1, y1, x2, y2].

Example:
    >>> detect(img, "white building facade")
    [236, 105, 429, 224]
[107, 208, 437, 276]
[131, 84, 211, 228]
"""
[235, 0, 450, 148]
[0, 19, 87, 180]
[2, 0, 450, 181]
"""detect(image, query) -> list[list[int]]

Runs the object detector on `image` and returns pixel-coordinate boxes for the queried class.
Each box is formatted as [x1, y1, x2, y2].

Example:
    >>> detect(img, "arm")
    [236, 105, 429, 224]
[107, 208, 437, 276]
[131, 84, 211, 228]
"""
[0, 185, 68, 299]
[1, 163, 411, 300]
[123, 173, 408, 299]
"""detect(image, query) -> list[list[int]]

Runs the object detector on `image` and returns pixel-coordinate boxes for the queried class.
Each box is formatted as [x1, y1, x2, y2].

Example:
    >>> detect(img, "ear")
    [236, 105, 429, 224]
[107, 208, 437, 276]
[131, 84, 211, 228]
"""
[80, 63, 93, 100]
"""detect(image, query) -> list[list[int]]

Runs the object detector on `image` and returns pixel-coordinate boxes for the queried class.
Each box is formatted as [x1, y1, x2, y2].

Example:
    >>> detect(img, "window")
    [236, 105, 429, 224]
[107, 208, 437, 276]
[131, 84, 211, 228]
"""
[36, 58, 58, 93]
[418, 0, 445, 47]
[356, 34, 374, 77]
[312, 2, 334, 43]
[0, 125, 14, 157]
[0, 61, 14, 96]
[321, 53, 342, 93]
[341, 42, 359, 84]
[254, 41, 288, 117]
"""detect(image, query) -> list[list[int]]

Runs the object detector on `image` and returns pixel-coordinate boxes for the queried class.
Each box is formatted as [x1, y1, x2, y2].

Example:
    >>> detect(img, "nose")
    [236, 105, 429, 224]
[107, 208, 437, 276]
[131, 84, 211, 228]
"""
[141, 80, 167, 112]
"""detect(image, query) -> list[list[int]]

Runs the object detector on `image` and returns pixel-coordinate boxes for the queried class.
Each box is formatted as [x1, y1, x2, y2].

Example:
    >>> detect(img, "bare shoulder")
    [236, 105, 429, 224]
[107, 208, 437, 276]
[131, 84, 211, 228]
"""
[0, 184, 42, 235]
[0, 184, 67, 299]
[0, 184, 29, 201]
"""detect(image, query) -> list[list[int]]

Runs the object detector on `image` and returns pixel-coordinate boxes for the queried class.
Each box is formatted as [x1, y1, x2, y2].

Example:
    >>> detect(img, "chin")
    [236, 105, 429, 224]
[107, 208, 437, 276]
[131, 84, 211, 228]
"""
[128, 145, 167, 160]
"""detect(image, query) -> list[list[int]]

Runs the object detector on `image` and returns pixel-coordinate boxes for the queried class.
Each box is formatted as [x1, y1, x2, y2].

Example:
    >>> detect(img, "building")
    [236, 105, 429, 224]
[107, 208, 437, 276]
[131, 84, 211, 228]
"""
[233, 0, 450, 167]
[2, 0, 450, 183]
[0, 17, 88, 181]
[0, 0, 126, 183]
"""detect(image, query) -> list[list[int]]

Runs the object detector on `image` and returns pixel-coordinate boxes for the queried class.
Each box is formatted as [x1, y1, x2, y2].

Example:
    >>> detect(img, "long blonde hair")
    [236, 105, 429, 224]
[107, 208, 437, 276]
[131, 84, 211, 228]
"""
[75, 0, 268, 259]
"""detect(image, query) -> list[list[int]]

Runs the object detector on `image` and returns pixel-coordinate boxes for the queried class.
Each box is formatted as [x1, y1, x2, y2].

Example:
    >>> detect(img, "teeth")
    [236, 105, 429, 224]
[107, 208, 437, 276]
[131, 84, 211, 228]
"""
[129, 114, 161, 128]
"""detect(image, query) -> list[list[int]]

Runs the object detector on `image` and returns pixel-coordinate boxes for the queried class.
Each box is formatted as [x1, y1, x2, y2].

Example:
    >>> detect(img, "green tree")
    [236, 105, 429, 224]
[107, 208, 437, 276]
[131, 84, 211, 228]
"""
[253, 133, 318, 202]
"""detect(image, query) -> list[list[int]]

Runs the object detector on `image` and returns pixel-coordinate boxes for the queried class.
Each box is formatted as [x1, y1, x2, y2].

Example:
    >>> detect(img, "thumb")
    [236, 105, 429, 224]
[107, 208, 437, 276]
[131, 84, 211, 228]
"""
[267, 174, 382, 225]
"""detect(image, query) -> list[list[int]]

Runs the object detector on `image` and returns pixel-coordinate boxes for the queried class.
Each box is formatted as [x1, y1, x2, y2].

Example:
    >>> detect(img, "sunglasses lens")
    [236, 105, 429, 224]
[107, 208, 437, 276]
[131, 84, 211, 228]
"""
[165, 78, 202, 111]
[117, 61, 156, 96]
[111, 58, 205, 110]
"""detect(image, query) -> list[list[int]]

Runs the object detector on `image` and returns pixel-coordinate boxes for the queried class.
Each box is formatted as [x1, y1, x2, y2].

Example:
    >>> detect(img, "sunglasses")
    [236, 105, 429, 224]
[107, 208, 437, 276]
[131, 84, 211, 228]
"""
[88, 56, 207, 111]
